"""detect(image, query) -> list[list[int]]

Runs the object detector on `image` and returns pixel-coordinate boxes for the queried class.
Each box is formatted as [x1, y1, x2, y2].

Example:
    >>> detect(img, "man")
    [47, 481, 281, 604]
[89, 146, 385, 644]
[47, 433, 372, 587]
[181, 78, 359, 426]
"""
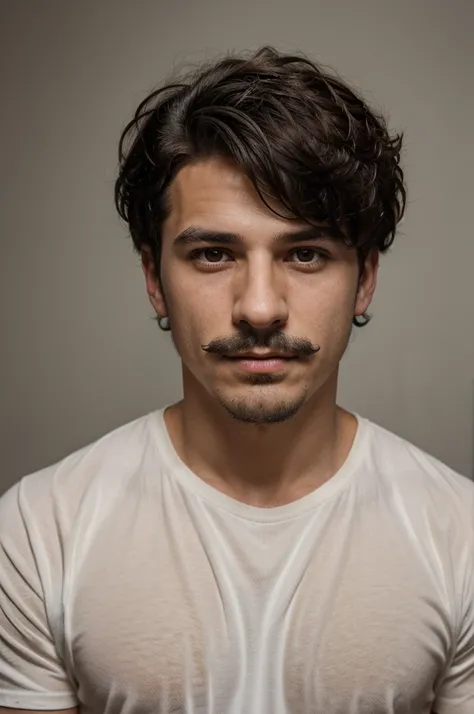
[0, 45, 472, 714]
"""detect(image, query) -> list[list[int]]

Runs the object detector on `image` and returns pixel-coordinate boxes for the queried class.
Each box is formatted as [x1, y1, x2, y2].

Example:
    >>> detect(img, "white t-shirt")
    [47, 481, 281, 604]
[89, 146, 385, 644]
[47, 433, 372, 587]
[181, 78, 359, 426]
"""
[0, 407, 473, 714]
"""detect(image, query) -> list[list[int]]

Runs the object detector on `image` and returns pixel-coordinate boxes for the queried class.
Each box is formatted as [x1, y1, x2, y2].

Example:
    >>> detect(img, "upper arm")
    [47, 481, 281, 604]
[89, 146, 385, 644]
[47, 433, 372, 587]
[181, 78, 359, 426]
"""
[0, 707, 79, 714]
[433, 607, 474, 713]
[432, 494, 474, 714]
[0, 481, 78, 711]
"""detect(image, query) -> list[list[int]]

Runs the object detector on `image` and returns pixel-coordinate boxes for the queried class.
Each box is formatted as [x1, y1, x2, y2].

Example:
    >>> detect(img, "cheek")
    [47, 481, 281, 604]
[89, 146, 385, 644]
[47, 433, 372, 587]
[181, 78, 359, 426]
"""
[166, 285, 225, 356]
[302, 285, 356, 366]
[301, 277, 356, 330]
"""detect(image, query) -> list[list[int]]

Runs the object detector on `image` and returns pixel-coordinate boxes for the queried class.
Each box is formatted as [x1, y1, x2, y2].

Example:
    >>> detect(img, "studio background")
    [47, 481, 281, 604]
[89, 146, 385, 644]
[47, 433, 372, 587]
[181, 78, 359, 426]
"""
[1, 0, 473, 495]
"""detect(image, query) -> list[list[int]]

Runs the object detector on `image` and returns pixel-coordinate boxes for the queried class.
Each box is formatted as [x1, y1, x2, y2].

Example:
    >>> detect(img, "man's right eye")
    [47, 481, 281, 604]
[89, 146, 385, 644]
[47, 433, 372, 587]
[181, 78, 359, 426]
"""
[188, 248, 233, 265]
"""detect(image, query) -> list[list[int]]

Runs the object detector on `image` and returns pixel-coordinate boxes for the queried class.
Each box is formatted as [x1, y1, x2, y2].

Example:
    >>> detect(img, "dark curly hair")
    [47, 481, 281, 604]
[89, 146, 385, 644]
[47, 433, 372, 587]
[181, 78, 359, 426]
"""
[115, 46, 406, 328]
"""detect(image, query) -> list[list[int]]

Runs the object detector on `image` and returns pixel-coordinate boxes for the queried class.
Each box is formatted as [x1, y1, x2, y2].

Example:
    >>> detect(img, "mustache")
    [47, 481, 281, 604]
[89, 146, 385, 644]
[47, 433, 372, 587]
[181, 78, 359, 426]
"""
[201, 333, 320, 357]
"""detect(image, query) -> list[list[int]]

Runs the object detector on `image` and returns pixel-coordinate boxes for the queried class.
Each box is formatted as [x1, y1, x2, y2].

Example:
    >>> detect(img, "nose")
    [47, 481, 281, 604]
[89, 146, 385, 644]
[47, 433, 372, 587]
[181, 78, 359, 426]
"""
[232, 259, 289, 332]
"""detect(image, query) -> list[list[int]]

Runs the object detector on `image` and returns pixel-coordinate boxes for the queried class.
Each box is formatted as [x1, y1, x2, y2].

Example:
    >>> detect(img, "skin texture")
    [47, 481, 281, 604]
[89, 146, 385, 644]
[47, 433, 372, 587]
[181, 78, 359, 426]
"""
[142, 156, 379, 507]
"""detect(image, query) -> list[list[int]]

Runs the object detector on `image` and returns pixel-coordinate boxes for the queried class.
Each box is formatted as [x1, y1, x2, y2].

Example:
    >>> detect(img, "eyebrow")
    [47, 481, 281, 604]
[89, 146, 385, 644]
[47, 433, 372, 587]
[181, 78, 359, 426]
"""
[173, 224, 343, 247]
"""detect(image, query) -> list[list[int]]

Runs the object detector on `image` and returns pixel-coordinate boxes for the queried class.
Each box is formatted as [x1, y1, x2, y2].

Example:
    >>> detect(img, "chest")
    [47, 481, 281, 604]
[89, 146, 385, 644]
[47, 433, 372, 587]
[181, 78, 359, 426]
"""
[65, 507, 452, 713]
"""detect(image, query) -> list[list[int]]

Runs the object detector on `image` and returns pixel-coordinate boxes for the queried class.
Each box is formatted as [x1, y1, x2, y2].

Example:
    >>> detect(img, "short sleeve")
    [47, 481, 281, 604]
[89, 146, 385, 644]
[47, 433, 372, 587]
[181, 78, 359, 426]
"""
[0, 478, 79, 710]
[433, 495, 474, 714]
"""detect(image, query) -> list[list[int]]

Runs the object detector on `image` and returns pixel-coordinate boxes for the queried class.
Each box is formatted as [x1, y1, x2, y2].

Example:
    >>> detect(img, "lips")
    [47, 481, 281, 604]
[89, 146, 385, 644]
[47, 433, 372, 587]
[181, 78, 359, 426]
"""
[225, 354, 296, 360]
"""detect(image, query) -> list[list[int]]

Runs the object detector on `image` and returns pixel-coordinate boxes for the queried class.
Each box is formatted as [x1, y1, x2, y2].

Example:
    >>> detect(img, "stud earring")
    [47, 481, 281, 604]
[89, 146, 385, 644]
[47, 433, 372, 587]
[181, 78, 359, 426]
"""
[158, 316, 170, 331]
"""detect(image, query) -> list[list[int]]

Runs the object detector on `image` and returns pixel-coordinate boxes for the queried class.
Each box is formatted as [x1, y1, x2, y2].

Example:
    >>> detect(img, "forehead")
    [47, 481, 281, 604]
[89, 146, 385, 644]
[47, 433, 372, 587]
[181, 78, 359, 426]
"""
[162, 157, 307, 240]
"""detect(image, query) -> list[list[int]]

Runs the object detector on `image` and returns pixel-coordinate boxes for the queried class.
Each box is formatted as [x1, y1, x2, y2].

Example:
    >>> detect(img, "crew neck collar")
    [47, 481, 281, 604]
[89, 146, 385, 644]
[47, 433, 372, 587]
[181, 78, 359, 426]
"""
[150, 406, 369, 523]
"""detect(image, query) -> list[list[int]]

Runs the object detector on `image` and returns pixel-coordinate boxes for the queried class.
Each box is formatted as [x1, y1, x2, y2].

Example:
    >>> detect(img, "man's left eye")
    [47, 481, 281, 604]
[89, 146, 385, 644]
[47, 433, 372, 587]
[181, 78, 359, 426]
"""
[291, 248, 326, 264]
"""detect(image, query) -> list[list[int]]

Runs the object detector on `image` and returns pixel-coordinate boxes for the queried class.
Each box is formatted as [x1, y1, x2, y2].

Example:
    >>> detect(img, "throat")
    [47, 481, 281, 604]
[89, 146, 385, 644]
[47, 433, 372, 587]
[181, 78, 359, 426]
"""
[164, 403, 357, 509]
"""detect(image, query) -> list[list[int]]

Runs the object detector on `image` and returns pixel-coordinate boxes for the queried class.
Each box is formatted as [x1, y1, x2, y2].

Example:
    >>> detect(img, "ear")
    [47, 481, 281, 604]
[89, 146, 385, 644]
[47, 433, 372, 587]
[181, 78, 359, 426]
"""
[354, 250, 379, 317]
[141, 246, 167, 317]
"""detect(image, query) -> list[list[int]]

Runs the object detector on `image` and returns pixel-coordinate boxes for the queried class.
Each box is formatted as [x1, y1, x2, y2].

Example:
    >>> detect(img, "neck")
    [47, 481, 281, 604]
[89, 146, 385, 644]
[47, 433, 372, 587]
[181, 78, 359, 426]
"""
[164, 374, 357, 508]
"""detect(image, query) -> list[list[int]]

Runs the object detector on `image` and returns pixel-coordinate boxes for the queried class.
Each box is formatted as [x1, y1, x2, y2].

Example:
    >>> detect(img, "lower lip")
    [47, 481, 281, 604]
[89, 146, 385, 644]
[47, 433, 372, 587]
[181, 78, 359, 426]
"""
[226, 358, 295, 372]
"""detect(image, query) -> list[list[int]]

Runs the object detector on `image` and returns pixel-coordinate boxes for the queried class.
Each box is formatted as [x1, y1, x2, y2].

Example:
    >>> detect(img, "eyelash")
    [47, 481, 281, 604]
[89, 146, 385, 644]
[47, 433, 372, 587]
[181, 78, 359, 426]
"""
[188, 247, 329, 270]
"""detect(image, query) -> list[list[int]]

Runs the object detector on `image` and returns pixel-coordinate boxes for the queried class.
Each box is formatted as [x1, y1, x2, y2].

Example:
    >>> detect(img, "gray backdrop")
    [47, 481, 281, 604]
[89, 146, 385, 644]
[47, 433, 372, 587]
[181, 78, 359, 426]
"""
[1, 0, 473, 496]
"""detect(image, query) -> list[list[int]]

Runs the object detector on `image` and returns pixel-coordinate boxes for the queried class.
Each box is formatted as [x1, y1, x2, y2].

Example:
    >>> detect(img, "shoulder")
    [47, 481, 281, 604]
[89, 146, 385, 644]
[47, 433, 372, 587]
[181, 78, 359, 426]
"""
[359, 415, 474, 532]
[0, 409, 162, 539]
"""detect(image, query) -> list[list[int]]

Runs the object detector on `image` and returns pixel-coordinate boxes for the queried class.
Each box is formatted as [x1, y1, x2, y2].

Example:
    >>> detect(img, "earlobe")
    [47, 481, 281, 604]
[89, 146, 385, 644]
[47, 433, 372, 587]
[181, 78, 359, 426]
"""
[354, 251, 379, 316]
[148, 285, 167, 318]
[141, 247, 167, 316]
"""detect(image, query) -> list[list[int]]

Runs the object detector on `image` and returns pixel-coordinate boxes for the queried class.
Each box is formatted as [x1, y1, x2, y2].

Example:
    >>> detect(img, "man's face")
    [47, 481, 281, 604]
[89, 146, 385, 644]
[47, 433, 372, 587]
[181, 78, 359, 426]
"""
[143, 157, 378, 424]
